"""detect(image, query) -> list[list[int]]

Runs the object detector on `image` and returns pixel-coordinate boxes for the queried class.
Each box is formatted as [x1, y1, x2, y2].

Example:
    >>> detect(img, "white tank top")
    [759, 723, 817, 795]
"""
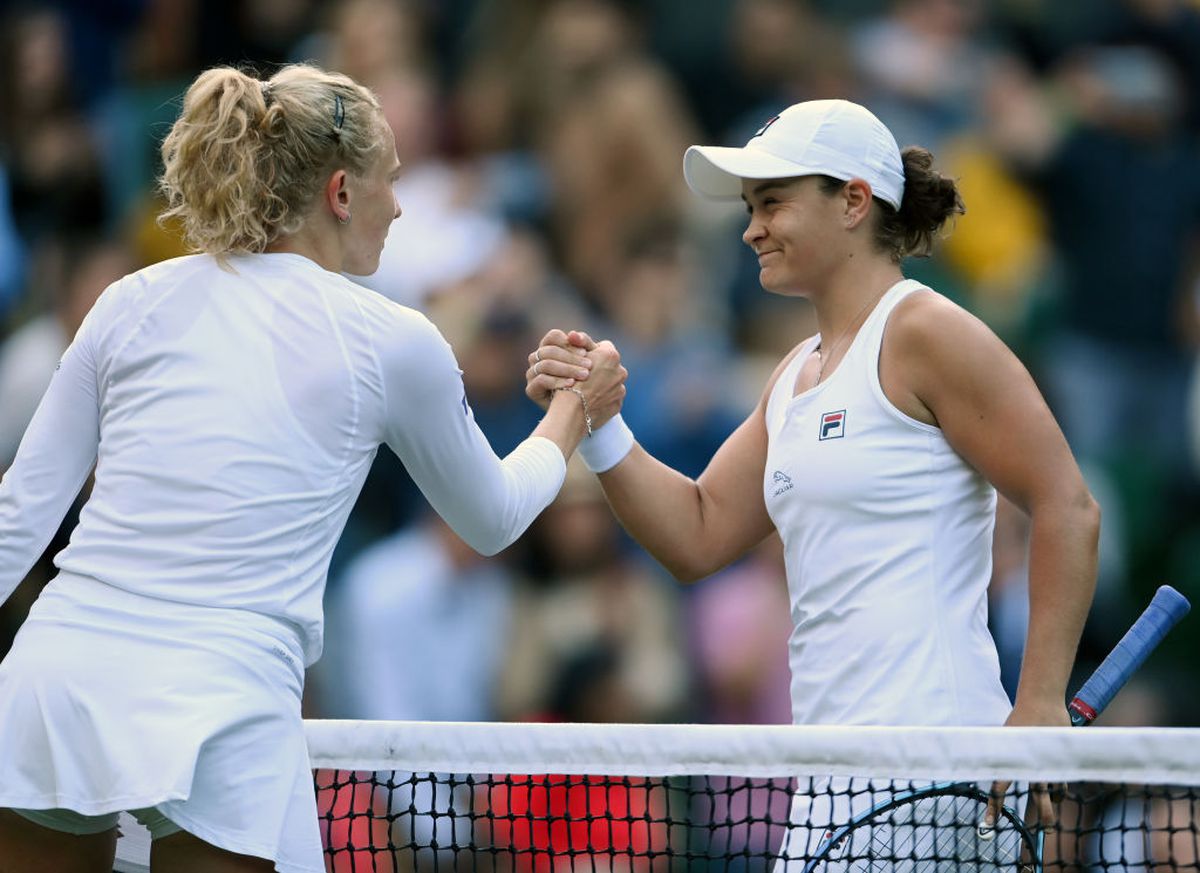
[763, 279, 1011, 726]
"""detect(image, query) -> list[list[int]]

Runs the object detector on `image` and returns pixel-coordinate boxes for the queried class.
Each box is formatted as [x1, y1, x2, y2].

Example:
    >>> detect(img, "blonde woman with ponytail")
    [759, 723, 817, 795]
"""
[0, 64, 625, 872]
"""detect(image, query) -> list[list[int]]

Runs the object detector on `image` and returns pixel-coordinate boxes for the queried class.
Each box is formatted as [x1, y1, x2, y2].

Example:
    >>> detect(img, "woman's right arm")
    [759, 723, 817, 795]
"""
[588, 415, 775, 582]
[528, 330, 793, 582]
[378, 315, 625, 557]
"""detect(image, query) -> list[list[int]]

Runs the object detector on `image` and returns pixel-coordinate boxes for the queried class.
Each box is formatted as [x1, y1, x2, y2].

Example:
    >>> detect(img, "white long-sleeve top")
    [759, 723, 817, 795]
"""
[0, 252, 565, 665]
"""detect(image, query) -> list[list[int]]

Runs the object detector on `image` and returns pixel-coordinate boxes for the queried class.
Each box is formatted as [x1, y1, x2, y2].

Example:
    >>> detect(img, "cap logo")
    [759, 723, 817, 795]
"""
[751, 115, 780, 139]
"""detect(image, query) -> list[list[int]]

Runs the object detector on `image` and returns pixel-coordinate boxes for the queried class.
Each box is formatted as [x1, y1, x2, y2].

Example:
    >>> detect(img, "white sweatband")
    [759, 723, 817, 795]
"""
[577, 413, 635, 473]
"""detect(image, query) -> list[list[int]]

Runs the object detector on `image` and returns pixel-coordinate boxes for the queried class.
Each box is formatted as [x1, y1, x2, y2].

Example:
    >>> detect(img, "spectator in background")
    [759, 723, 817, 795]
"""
[317, 512, 519, 870]
[91, 0, 203, 244]
[591, 225, 747, 477]
[850, 0, 992, 152]
[687, 534, 792, 726]
[681, 537, 792, 873]
[319, 0, 430, 88]
[1035, 44, 1200, 478]
[986, 41, 1200, 625]
[319, 511, 517, 722]
[525, 0, 701, 302]
[497, 458, 689, 725]
[197, 0, 320, 71]
[0, 6, 106, 247]
[933, 55, 1054, 342]
[353, 65, 509, 309]
[485, 455, 683, 872]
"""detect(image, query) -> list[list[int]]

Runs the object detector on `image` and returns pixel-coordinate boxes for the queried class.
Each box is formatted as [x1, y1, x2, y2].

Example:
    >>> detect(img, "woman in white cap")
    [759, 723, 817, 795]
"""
[528, 98, 1098, 859]
[0, 64, 625, 872]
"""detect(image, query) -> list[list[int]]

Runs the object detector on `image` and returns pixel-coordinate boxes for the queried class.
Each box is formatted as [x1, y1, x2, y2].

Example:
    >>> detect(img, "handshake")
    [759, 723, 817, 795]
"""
[524, 328, 628, 434]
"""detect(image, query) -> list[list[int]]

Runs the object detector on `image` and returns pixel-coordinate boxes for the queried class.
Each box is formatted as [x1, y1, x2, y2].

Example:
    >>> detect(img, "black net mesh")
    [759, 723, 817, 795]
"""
[314, 768, 1200, 872]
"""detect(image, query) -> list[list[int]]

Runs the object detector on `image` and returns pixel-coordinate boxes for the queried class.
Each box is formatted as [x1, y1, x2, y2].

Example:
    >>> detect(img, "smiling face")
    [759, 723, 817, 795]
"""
[740, 176, 849, 297]
[340, 122, 403, 276]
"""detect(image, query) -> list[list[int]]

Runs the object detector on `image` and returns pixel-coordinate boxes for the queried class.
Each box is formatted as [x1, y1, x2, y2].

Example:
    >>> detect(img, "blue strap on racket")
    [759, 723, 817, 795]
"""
[1068, 585, 1191, 725]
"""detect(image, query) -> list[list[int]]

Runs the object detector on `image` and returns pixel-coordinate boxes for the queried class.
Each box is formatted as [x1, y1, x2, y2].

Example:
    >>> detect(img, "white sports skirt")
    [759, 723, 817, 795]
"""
[0, 571, 324, 873]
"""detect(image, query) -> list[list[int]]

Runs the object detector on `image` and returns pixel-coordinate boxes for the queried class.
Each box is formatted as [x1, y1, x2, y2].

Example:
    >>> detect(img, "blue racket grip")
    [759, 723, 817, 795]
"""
[1068, 585, 1190, 725]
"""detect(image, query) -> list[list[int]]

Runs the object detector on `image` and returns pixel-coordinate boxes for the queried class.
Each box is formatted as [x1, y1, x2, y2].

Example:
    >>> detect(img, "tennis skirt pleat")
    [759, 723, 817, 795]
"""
[0, 572, 324, 873]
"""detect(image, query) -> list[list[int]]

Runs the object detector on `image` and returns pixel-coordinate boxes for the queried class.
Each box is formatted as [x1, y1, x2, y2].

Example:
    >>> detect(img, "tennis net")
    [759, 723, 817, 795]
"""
[309, 720, 1200, 872]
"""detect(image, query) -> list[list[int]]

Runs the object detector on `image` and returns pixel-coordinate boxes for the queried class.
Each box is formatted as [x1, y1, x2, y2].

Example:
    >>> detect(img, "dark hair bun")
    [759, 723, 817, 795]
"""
[877, 146, 964, 260]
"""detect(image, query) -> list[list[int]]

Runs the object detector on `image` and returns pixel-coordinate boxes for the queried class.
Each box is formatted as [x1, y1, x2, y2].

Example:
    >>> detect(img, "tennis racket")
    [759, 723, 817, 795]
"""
[801, 584, 1191, 873]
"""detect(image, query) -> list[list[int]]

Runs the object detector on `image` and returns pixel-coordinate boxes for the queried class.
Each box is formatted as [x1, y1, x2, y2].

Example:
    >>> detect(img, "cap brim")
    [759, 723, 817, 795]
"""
[683, 145, 829, 200]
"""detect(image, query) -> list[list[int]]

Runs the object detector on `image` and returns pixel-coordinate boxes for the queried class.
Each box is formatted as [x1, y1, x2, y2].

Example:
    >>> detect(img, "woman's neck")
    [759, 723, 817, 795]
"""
[266, 221, 342, 273]
[811, 261, 906, 344]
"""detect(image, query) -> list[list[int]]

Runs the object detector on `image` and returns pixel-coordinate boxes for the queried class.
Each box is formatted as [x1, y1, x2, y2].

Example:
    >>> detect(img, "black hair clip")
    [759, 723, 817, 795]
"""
[333, 93, 345, 131]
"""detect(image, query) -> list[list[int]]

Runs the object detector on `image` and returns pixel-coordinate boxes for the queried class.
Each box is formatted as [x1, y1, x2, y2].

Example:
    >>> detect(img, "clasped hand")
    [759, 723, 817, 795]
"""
[525, 329, 627, 429]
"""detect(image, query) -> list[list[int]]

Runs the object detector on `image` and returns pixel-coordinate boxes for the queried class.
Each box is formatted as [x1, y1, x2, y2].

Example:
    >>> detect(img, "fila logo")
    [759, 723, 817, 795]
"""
[819, 410, 846, 440]
[752, 114, 780, 138]
[771, 470, 793, 497]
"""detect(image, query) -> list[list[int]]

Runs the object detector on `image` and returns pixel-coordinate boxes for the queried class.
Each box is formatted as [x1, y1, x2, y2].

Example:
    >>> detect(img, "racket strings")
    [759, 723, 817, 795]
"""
[835, 793, 1029, 872]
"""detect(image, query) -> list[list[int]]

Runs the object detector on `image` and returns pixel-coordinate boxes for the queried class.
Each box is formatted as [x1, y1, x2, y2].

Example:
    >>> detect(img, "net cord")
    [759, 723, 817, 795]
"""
[305, 720, 1200, 784]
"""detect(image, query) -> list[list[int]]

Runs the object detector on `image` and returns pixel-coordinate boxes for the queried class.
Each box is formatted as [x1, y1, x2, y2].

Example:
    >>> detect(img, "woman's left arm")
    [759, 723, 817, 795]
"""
[885, 292, 1101, 727]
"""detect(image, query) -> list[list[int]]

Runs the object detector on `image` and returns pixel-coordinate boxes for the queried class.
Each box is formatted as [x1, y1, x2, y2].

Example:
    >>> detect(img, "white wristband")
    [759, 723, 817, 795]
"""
[577, 413, 635, 473]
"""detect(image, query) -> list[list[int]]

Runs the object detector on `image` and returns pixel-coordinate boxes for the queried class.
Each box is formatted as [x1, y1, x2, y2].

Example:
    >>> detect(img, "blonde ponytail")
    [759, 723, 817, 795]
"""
[159, 64, 384, 255]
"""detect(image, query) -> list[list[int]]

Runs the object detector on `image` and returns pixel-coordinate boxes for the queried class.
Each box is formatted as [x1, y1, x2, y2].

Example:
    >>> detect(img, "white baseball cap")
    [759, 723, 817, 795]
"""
[683, 99, 905, 209]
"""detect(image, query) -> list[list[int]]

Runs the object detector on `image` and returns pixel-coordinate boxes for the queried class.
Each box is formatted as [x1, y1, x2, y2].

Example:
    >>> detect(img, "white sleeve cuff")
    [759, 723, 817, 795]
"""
[577, 413, 635, 473]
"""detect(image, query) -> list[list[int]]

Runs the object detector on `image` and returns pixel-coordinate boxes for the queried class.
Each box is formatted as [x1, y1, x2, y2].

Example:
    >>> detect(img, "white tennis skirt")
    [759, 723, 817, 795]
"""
[0, 571, 324, 873]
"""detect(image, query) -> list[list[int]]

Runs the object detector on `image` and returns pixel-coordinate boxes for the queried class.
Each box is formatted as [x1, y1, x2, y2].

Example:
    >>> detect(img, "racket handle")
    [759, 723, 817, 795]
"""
[1068, 585, 1191, 725]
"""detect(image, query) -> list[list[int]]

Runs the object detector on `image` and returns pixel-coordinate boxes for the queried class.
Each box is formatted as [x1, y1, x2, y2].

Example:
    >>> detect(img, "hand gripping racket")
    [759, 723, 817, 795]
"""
[801, 585, 1191, 873]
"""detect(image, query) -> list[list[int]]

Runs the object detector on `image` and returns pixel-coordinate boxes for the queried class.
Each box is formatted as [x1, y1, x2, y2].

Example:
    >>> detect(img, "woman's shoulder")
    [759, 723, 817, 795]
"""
[340, 280, 441, 343]
[883, 283, 1016, 410]
[886, 287, 995, 355]
[75, 255, 209, 335]
[336, 285, 461, 383]
[100, 253, 203, 293]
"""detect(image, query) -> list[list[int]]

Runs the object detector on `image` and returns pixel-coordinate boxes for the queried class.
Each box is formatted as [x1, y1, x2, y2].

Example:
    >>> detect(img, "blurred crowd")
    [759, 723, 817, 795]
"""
[1, 0, 1199, 731]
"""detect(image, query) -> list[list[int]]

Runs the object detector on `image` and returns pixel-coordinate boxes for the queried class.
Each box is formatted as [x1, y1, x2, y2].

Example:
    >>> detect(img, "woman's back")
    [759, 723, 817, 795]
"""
[55, 252, 408, 659]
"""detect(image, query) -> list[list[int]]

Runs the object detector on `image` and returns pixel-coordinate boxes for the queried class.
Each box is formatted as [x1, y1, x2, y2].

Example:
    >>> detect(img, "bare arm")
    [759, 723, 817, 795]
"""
[529, 330, 792, 582]
[589, 414, 775, 582]
[885, 293, 1100, 724]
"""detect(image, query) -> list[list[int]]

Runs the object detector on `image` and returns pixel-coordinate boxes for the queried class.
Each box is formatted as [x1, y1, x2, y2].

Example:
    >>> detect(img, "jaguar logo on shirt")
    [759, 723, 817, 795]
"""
[819, 410, 846, 440]
[771, 470, 793, 497]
